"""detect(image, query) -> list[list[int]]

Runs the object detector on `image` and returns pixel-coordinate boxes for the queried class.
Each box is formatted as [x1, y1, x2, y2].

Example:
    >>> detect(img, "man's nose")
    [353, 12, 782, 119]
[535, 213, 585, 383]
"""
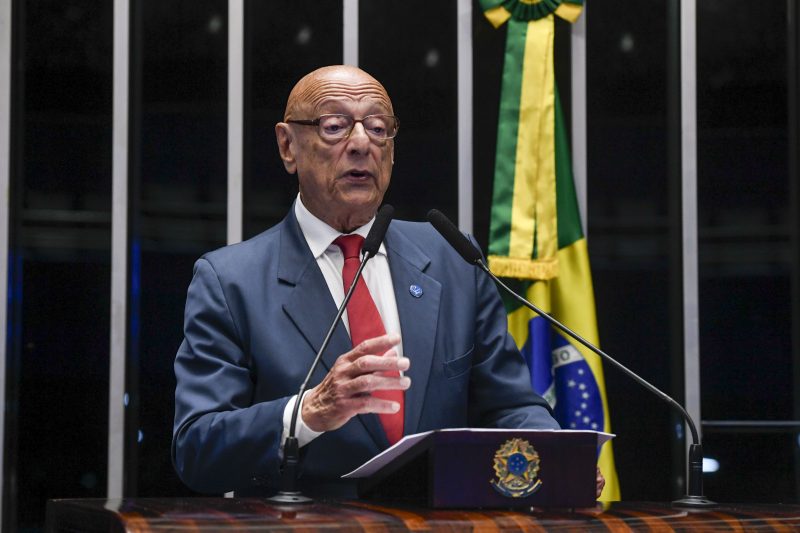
[346, 122, 371, 152]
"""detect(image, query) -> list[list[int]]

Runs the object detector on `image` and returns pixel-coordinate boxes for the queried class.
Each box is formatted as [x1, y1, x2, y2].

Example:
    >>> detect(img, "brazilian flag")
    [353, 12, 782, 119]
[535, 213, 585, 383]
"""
[480, 0, 620, 501]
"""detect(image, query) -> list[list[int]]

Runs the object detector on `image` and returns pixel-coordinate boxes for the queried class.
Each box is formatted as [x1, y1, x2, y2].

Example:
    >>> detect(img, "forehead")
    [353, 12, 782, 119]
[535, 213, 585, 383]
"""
[308, 81, 392, 113]
[286, 68, 393, 117]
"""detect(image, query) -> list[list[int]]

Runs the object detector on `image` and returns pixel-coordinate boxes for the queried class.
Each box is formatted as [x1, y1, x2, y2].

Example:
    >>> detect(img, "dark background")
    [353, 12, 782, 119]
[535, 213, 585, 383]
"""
[3, 0, 798, 530]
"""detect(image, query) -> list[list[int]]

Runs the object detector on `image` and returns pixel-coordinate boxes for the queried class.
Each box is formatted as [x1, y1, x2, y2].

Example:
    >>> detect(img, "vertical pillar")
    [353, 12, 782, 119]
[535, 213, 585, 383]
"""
[571, 4, 587, 235]
[228, 0, 244, 245]
[343, 0, 358, 66]
[457, 0, 472, 233]
[224, 3, 245, 496]
[680, 0, 702, 477]
[0, 0, 12, 522]
[108, 0, 130, 499]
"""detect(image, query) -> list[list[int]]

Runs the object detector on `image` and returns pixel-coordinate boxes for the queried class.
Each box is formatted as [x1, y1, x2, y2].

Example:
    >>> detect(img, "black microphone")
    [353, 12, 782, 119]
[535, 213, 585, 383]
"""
[427, 209, 482, 264]
[363, 204, 394, 258]
[268, 204, 394, 504]
[426, 209, 716, 509]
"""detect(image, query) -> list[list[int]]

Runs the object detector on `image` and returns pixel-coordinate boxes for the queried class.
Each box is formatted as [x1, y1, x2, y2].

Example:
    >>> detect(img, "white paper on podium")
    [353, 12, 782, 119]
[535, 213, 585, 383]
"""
[342, 428, 615, 479]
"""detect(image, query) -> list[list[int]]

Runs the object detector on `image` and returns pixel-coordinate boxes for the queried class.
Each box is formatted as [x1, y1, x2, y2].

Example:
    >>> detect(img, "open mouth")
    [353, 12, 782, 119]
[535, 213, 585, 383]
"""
[344, 169, 372, 180]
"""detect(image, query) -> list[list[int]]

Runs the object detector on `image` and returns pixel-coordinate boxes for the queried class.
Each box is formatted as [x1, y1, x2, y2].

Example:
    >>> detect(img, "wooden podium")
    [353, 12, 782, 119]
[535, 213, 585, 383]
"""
[347, 429, 606, 508]
[46, 499, 800, 532]
[45, 429, 800, 531]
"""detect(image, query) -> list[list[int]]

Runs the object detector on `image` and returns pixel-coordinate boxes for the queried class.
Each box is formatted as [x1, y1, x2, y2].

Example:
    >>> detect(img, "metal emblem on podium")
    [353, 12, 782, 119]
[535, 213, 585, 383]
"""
[490, 438, 542, 498]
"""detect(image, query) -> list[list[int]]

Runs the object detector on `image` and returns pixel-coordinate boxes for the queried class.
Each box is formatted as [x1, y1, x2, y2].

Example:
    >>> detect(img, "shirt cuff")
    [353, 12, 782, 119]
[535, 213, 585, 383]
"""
[281, 392, 324, 451]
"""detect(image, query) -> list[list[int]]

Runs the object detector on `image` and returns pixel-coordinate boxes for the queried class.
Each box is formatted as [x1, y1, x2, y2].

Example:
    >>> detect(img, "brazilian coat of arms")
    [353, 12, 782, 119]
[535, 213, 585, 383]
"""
[490, 438, 543, 498]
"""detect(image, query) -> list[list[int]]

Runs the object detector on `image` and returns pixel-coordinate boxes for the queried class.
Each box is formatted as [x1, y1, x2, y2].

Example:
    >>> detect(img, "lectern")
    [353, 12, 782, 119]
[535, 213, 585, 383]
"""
[345, 429, 611, 508]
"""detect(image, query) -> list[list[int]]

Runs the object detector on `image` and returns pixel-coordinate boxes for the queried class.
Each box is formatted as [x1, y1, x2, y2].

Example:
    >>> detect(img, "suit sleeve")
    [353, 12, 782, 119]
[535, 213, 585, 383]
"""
[172, 258, 288, 494]
[466, 240, 561, 431]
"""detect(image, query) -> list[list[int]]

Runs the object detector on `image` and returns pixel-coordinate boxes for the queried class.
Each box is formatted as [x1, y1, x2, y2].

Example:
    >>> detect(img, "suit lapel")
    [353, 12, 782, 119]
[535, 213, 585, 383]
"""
[278, 211, 352, 376]
[385, 225, 441, 436]
[278, 210, 387, 449]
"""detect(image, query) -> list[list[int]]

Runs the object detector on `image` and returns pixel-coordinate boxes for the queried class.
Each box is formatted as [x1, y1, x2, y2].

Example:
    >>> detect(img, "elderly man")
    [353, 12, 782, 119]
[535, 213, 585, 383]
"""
[172, 65, 600, 498]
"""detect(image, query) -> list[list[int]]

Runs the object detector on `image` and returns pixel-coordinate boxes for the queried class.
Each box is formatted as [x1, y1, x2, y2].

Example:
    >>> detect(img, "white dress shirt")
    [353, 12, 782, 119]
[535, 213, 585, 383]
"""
[281, 196, 404, 449]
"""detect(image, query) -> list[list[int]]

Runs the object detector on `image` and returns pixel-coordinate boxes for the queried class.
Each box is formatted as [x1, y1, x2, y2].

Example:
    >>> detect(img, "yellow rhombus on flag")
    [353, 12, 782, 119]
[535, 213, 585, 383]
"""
[479, 0, 621, 501]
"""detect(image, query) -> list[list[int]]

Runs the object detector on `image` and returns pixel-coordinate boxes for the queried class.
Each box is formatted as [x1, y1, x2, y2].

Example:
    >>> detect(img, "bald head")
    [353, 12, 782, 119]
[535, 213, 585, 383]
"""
[283, 65, 393, 121]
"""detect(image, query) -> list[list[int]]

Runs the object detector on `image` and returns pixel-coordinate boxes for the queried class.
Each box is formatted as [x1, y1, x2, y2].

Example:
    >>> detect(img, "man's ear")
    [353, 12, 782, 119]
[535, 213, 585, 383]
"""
[275, 123, 297, 174]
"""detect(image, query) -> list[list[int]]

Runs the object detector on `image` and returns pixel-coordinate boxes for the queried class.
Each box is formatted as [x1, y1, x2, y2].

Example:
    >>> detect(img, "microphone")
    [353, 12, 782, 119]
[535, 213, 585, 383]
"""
[426, 209, 715, 508]
[363, 204, 394, 258]
[427, 208, 482, 264]
[268, 204, 395, 504]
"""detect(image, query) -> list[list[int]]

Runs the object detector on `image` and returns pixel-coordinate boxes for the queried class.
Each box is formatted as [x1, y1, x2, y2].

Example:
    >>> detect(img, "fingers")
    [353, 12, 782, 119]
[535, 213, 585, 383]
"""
[344, 352, 409, 377]
[342, 374, 411, 397]
[344, 395, 403, 415]
[337, 333, 409, 378]
[344, 333, 401, 361]
[596, 467, 605, 498]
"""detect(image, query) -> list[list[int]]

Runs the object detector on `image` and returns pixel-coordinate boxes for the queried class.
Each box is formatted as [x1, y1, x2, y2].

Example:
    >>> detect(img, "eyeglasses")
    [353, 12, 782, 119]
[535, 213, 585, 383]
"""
[287, 114, 399, 142]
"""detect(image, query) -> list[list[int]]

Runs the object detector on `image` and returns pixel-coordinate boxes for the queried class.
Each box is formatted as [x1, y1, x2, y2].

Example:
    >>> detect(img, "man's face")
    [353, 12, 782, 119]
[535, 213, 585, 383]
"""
[276, 67, 395, 232]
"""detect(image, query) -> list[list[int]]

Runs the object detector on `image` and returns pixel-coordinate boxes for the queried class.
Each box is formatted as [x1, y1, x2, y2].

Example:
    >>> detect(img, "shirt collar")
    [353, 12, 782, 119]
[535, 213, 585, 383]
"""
[294, 194, 387, 258]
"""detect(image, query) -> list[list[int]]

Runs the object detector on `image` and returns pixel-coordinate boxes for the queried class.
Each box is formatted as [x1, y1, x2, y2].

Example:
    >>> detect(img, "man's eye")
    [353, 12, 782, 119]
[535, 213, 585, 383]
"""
[365, 118, 389, 136]
[320, 116, 350, 135]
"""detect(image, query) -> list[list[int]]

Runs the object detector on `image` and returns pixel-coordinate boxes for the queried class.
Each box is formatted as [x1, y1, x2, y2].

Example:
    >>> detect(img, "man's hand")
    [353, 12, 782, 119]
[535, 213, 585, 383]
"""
[596, 467, 605, 499]
[301, 333, 410, 433]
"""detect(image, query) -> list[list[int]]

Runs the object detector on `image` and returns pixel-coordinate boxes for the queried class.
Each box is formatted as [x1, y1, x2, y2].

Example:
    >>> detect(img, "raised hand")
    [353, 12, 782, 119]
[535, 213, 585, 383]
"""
[301, 333, 410, 433]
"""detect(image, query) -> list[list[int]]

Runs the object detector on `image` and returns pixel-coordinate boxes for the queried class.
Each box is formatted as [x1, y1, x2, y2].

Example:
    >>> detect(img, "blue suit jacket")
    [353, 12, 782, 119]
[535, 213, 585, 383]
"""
[172, 209, 559, 496]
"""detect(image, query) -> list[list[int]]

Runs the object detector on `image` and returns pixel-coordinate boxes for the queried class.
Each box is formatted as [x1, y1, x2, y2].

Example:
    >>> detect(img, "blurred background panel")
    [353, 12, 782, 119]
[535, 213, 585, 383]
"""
[243, 0, 343, 239]
[129, 0, 228, 497]
[697, 0, 794, 501]
[474, 0, 683, 500]
[697, 0, 790, 419]
[359, 0, 459, 224]
[5, 1, 113, 530]
[584, 0, 678, 500]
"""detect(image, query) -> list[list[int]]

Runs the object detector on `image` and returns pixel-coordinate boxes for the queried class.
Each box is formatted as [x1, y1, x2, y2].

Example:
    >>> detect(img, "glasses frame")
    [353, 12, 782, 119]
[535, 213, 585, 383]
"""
[287, 113, 400, 142]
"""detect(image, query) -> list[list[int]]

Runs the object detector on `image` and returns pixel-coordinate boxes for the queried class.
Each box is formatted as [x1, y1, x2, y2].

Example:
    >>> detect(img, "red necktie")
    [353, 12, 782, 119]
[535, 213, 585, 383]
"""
[334, 234, 404, 445]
